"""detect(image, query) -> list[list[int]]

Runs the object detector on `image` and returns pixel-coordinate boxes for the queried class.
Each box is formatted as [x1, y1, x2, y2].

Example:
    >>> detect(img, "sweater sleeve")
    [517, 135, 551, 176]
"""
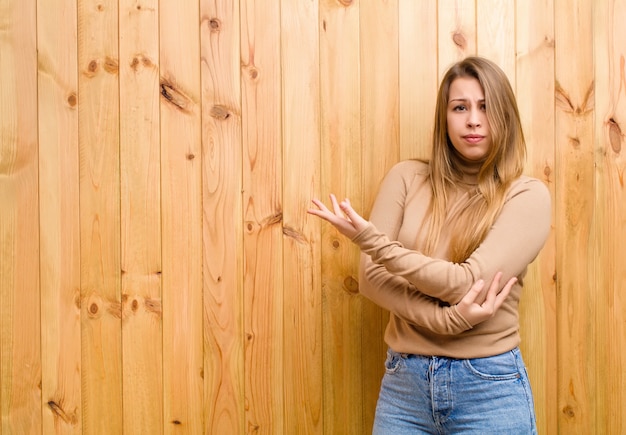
[355, 161, 474, 334]
[358, 256, 474, 334]
[355, 174, 552, 305]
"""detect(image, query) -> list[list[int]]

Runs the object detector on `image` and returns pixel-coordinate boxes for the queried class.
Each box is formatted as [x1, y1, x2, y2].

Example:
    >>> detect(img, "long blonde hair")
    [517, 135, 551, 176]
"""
[424, 57, 526, 262]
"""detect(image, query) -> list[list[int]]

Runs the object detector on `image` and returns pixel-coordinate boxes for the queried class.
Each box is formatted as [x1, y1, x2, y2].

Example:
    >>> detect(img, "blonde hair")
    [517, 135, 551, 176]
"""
[424, 56, 526, 262]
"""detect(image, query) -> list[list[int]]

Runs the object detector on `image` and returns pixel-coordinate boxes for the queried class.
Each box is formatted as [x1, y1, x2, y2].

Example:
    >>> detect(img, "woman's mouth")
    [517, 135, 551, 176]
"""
[463, 135, 484, 144]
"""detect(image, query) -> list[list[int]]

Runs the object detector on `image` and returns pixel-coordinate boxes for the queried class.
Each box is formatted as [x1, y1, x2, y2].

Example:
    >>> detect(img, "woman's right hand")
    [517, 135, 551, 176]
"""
[456, 272, 517, 326]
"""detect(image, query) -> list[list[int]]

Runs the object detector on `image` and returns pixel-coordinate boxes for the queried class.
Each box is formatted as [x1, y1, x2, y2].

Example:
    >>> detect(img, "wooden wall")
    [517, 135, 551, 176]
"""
[0, 0, 624, 434]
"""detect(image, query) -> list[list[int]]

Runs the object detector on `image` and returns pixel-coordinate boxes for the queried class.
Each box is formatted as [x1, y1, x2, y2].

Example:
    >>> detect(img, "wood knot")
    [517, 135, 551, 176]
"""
[209, 105, 231, 120]
[160, 80, 193, 113]
[96, 4, 104, 11]
[607, 117, 623, 153]
[343, 276, 359, 294]
[568, 136, 581, 148]
[543, 164, 552, 181]
[332, 239, 340, 249]
[87, 60, 98, 74]
[103, 56, 119, 74]
[47, 401, 78, 425]
[186, 153, 195, 160]
[562, 405, 575, 419]
[89, 303, 99, 316]
[131, 299, 139, 311]
[452, 32, 466, 49]
[145, 298, 162, 315]
[248, 67, 259, 80]
[283, 226, 307, 244]
[67, 93, 77, 107]
[107, 301, 123, 319]
[209, 18, 221, 31]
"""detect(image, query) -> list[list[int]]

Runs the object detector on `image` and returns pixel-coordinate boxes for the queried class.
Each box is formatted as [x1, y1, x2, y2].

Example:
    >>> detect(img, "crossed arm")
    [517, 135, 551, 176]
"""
[308, 194, 516, 330]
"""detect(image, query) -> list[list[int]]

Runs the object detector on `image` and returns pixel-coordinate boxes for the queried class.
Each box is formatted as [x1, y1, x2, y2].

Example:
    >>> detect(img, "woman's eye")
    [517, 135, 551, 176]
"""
[453, 105, 467, 111]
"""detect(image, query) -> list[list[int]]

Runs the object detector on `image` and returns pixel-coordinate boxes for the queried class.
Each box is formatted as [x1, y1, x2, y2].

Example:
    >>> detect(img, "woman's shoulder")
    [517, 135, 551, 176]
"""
[383, 159, 431, 190]
[507, 175, 551, 204]
[388, 159, 430, 178]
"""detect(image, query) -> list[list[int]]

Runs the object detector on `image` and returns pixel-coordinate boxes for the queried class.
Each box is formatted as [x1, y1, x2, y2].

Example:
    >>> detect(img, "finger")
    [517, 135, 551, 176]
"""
[330, 194, 343, 216]
[493, 276, 517, 308]
[309, 198, 330, 212]
[341, 198, 370, 228]
[461, 279, 485, 305]
[482, 271, 503, 306]
[307, 200, 330, 218]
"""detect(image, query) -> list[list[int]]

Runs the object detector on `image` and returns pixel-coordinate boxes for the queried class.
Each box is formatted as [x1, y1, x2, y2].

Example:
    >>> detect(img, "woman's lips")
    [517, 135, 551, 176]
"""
[463, 135, 484, 144]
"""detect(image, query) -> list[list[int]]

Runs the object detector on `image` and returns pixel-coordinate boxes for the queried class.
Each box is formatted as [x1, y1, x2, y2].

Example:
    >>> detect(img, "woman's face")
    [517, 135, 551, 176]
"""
[446, 76, 491, 162]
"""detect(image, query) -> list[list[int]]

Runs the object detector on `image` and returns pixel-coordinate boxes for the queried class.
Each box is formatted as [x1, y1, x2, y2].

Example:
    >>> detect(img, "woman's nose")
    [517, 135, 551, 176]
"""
[467, 110, 482, 127]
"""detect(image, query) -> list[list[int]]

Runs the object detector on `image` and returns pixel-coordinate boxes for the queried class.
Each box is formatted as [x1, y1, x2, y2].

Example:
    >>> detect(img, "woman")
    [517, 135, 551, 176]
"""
[308, 57, 551, 434]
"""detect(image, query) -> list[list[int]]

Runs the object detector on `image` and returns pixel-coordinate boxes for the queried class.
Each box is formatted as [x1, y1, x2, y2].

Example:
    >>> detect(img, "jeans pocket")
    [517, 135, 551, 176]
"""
[384, 349, 404, 374]
[462, 349, 522, 381]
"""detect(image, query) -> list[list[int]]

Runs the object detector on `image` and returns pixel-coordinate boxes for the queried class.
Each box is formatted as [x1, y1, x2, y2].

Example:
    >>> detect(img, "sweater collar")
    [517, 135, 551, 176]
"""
[451, 153, 482, 186]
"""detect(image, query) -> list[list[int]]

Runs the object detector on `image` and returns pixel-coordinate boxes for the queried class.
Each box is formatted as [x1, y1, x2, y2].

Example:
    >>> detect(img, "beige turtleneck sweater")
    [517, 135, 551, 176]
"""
[354, 159, 551, 358]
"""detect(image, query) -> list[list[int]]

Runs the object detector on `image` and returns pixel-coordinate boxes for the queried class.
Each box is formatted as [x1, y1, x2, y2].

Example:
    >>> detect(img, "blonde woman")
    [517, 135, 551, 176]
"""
[309, 57, 550, 434]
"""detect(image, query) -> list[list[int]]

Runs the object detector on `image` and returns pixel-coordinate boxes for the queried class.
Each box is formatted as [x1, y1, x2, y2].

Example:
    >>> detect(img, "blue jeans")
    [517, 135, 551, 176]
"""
[373, 347, 537, 434]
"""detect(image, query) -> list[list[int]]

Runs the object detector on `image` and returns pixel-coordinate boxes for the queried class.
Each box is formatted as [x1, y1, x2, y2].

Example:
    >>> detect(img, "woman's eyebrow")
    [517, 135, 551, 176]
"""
[448, 97, 485, 103]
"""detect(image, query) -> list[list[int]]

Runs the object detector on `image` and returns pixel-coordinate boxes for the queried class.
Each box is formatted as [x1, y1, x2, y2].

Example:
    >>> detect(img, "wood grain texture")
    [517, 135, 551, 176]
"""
[593, 1, 626, 433]
[399, 0, 438, 160]
[360, 0, 399, 431]
[477, 0, 516, 79]
[119, 0, 163, 433]
[1, 1, 626, 433]
[77, 0, 122, 433]
[515, 1, 557, 434]
[319, 0, 364, 433]
[0, 0, 41, 433]
[240, 1, 285, 433]
[281, 0, 323, 433]
[159, 0, 204, 433]
[37, 0, 81, 432]
[438, 0, 477, 75]
[200, 0, 244, 433]
[555, 0, 596, 432]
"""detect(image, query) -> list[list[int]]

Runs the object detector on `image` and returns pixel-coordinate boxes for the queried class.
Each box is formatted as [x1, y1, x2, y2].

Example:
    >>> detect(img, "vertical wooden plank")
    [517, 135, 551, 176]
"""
[476, 0, 516, 79]
[200, 0, 245, 433]
[360, 0, 398, 431]
[240, 0, 284, 432]
[78, 0, 122, 432]
[281, 0, 322, 433]
[515, 1, 557, 434]
[0, 0, 41, 433]
[159, 0, 204, 432]
[438, 0, 477, 76]
[554, 0, 596, 432]
[398, 0, 438, 161]
[119, 0, 162, 433]
[38, 0, 82, 432]
[593, 1, 626, 433]
[318, 1, 363, 433]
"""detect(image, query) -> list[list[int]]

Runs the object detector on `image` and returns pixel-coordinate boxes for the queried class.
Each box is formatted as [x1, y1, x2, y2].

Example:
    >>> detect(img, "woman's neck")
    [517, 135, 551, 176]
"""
[451, 155, 482, 186]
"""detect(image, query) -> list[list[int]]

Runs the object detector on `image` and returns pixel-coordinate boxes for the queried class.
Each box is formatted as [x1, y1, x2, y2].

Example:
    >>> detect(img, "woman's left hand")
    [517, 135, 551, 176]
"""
[308, 194, 368, 239]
